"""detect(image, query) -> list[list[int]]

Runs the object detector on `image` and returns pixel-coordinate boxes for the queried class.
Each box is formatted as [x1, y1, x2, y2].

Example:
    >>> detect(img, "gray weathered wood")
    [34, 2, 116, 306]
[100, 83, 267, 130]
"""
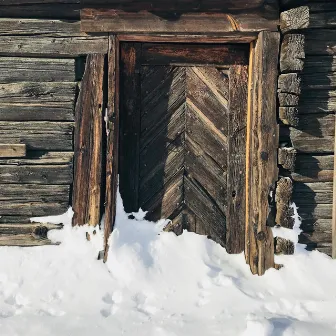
[0, 57, 76, 83]
[0, 223, 62, 235]
[81, 8, 279, 34]
[278, 73, 301, 96]
[275, 177, 294, 228]
[0, 82, 76, 104]
[0, 144, 26, 158]
[0, 122, 73, 150]
[0, 234, 55, 247]
[279, 107, 299, 126]
[304, 56, 336, 73]
[300, 218, 331, 233]
[278, 147, 297, 171]
[0, 164, 72, 184]
[0, 151, 73, 165]
[0, 105, 74, 121]
[280, 34, 305, 72]
[0, 184, 70, 201]
[305, 30, 336, 56]
[275, 237, 295, 255]
[0, 36, 108, 57]
[298, 204, 333, 219]
[0, 201, 69, 216]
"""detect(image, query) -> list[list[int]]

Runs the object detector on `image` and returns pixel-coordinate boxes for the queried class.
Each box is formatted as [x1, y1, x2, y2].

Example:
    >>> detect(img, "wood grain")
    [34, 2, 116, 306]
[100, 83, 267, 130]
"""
[72, 54, 105, 226]
[0, 144, 26, 158]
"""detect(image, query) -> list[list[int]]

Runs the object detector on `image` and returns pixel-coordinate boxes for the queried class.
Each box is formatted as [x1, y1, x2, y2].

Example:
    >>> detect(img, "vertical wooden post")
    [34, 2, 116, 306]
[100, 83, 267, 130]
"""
[103, 35, 120, 262]
[246, 31, 280, 275]
[72, 54, 105, 226]
[332, 115, 336, 258]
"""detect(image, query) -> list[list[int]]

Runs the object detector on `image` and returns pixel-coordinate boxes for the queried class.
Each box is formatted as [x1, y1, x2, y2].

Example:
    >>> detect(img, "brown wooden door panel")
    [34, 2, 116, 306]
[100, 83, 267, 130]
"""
[119, 43, 248, 252]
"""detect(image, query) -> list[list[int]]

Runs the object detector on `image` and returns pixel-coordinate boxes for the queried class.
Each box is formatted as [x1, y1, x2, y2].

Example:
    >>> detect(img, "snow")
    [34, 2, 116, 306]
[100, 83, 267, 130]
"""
[1, 193, 336, 336]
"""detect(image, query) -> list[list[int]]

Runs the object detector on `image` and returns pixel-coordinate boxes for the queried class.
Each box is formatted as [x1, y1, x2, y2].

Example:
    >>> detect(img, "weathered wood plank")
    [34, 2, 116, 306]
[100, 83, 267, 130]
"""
[0, 184, 70, 201]
[81, 8, 279, 33]
[0, 164, 72, 184]
[0, 82, 76, 104]
[226, 65, 247, 254]
[72, 54, 104, 227]
[0, 104, 74, 121]
[141, 43, 249, 66]
[0, 57, 76, 83]
[0, 201, 68, 216]
[302, 72, 336, 90]
[0, 4, 80, 19]
[104, 35, 119, 262]
[247, 31, 280, 275]
[300, 218, 331, 233]
[0, 36, 108, 57]
[305, 30, 336, 56]
[0, 234, 55, 247]
[0, 223, 62, 236]
[298, 204, 333, 219]
[0, 122, 73, 151]
[304, 56, 336, 73]
[0, 151, 73, 165]
[280, 34, 305, 72]
[0, 144, 26, 158]
[275, 237, 295, 255]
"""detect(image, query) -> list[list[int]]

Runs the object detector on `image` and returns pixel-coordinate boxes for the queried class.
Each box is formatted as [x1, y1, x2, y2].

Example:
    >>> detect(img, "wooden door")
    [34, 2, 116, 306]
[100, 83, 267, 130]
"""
[119, 43, 249, 253]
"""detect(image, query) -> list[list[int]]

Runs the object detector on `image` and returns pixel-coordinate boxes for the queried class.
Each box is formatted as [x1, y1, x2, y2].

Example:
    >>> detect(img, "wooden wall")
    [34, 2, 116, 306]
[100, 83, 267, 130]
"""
[0, 2, 107, 246]
[278, 0, 336, 255]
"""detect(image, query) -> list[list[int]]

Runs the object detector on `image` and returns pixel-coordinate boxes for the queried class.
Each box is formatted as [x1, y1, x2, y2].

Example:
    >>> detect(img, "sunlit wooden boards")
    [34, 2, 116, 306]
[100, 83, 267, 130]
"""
[80, 6, 279, 34]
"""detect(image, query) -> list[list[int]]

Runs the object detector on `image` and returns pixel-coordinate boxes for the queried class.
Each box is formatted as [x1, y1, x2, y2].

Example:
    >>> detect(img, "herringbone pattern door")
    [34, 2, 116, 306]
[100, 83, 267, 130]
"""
[119, 43, 248, 253]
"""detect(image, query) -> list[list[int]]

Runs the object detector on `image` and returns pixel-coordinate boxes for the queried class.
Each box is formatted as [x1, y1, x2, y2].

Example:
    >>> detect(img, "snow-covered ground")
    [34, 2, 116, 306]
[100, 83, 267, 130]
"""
[0, 193, 336, 336]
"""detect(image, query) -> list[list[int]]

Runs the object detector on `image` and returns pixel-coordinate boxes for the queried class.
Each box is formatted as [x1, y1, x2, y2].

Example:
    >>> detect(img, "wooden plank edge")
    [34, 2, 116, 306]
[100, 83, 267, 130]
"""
[0, 144, 26, 158]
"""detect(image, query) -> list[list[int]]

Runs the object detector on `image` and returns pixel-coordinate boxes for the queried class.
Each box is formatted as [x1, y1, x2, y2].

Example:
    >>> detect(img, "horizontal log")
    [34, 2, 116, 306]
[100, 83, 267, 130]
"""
[296, 154, 334, 170]
[300, 218, 331, 233]
[0, 104, 74, 121]
[0, 4, 79, 19]
[304, 56, 336, 73]
[289, 133, 334, 153]
[0, 122, 73, 150]
[0, 36, 108, 57]
[0, 184, 70, 201]
[305, 30, 336, 56]
[0, 57, 76, 83]
[281, 5, 336, 33]
[141, 43, 249, 66]
[81, 0, 273, 11]
[291, 170, 333, 183]
[294, 181, 333, 193]
[297, 203, 332, 219]
[0, 200, 68, 216]
[302, 72, 336, 90]
[0, 144, 26, 157]
[0, 234, 55, 247]
[275, 177, 294, 228]
[293, 191, 333, 204]
[0, 151, 73, 165]
[81, 8, 278, 34]
[300, 231, 331, 246]
[280, 34, 305, 72]
[0, 164, 72, 184]
[0, 19, 82, 36]
[0, 223, 62, 236]
[0, 82, 76, 104]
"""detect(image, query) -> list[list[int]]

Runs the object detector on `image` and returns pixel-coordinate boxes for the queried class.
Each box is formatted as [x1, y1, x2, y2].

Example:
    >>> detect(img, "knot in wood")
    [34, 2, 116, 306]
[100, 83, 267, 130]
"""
[257, 231, 266, 242]
[260, 151, 269, 161]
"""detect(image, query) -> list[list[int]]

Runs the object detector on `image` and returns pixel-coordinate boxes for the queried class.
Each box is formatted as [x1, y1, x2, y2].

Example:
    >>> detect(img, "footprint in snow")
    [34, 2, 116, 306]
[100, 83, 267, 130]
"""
[100, 291, 123, 318]
[133, 292, 159, 316]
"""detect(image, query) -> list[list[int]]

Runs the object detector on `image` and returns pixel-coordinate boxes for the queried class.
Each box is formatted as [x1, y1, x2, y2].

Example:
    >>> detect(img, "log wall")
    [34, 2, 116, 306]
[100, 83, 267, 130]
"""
[0, 3, 107, 246]
[278, 0, 336, 256]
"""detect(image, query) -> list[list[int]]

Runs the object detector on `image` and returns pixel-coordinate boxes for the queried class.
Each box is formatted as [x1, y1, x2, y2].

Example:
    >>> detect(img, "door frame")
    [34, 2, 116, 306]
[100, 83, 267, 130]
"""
[99, 32, 280, 275]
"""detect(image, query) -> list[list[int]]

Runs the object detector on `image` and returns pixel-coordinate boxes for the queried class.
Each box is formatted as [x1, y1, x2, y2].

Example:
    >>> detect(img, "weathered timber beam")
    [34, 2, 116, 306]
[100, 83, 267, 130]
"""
[0, 223, 62, 236]
[280, 34, 305, 72]
[0, 36, 108, 57]
[275, 177, 294, 228]
[0, 144, 26, 158]
[0, 121, 73, 151]
[300, 218, 331, 233]
[304, 56, 336, 73]
[305, 30, 336, 56]
[0, 234, 55, 247]
[0, 58, 76, 83]
[0, 201, 69, 216]
[0, 151, 73, 165]
[80, 8, 279, 34]
[0, 164, 72, 184]
[278, 147, 296, 171]
[246, 31, 280, 276]
[0, 184, 70, 201]
[0, 105, 74, 122]
[72, 53, 105, 226]
[275, 237, 295, 255]
[298, 204, 333, 220]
